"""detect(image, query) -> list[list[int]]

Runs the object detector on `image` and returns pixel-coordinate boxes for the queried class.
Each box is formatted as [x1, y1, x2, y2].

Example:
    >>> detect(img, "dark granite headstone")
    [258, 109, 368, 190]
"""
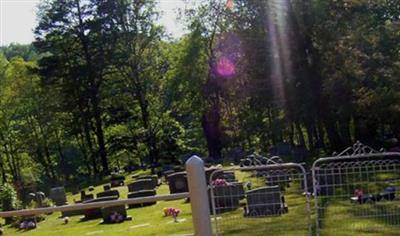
[136, 175, 159, 187]
[104, 184, 111, 191]
[96, 190, 120, 199]
[127, 179, 155, 192]
[49, 187, 67, 206]
[210, 183, 244, 214]
[81, 196, 119, 220]
[101, 205, 131, 224]
[167, 172, 188, 194]
[127, 189, 157, 208]
[244, 186, 285, 217]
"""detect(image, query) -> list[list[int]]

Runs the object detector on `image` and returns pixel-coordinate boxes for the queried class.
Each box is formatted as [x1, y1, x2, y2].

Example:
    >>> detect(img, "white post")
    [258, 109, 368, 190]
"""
[186, 155, 213, 236]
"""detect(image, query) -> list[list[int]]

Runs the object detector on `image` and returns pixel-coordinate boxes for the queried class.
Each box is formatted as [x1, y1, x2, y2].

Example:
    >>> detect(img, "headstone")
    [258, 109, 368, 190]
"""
[96, 190, 119, 199]
[210, 183, 244, 214]
[103, 184, 111, 191]
[163, 170, 175, 180]
[136, 175, 159, 187]
[167, 172, 188, 194]
[80, 191, 94, 202]
[127, 189, 157, 208]
[88, 186, 95, 191]
[127, 179, 155, 192]
[244, 186, 286, 217]
[49, 187, 67, 206]
[81, 196, 119, 221]
[110, 175, 125, 187]
[101, 205, 131, 224]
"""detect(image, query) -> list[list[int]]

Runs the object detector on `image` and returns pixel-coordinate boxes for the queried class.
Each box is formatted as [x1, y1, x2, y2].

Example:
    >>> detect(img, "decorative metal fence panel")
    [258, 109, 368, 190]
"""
[209, 163, 312, 236]
[312, 142, 400, 236]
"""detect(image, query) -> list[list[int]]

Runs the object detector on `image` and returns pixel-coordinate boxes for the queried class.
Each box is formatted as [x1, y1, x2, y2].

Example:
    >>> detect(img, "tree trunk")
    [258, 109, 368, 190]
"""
[91, 93, 109, 174]
[201, 105, 222, 161]
[76, 0, 108, 174]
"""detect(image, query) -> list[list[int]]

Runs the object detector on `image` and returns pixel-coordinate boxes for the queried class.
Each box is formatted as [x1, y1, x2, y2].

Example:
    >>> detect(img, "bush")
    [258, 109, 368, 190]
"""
[0, 183, 20, 224]
[0, 183, 19, 211]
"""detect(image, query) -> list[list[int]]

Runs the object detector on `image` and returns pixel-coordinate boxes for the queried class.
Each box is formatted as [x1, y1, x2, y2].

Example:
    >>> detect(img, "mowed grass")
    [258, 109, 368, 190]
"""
[4, 169, 400, 235]
[318, 171, 400, 236]
[320, 199, 400, 236]
[4, 174, 194, 236]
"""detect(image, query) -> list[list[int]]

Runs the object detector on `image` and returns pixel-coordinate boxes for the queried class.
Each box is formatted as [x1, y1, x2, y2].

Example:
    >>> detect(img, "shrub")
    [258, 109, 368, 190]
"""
[0, 183, 20, 224]
[0, 183, 19, 211]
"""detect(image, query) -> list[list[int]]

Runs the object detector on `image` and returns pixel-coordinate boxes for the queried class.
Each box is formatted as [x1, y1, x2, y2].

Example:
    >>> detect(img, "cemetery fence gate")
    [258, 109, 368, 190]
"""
[209, 163, 312, 236]
[312, 141, 400, 236]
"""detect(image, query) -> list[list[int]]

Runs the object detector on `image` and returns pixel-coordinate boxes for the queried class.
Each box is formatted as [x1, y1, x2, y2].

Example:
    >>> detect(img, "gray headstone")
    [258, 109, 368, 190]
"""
[127, 189, 156, 208]
[49, 187, 67, 206]
[211, 184, 243, 214]
[103, 184, 111, 191]
[167, 172, 188, 194]
[96, 190, 119, 199]
[245, 186, 284, 217]
[102, 205, 129, 224]
[136, 175, 159, 187]
[127, 179, 156, 192]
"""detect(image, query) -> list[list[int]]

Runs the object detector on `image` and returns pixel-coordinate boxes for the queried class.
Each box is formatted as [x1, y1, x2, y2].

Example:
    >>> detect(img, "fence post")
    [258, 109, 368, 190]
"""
[186, 155, 213, 236]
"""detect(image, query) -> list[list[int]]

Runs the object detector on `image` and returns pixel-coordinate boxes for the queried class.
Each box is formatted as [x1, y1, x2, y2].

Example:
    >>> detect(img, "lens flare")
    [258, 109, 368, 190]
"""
[216, 56, 236, 77]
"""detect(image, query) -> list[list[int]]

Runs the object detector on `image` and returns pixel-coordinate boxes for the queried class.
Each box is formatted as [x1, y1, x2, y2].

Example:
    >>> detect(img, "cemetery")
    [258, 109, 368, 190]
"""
[1, 0, 400, 235]
[0, 144, 398, 235]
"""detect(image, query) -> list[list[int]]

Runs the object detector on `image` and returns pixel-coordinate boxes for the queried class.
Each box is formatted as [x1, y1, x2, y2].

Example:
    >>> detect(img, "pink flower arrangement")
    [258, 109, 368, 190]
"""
[19, 220, 36, 230]
[109, 212, 124, 223]
[211, 179, 229, 187]
[163, 207, 181, 222]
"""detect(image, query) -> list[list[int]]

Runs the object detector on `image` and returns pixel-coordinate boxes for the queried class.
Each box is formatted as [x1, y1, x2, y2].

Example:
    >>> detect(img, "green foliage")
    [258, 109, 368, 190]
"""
[0, 183, 19, 211]
[1, 0, 400, 192]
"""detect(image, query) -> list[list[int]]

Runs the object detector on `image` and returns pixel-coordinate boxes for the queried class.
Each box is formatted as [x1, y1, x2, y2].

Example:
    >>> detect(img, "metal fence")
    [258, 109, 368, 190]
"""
[312, 141, 400, 236]
[209, 163, 312, 236]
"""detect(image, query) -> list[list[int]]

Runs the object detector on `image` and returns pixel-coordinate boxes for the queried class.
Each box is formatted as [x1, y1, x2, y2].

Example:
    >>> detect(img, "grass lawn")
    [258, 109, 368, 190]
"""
[3, 169, 400, 236]
[4, 174, 194, 236]
[320, 199, 400, 236]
